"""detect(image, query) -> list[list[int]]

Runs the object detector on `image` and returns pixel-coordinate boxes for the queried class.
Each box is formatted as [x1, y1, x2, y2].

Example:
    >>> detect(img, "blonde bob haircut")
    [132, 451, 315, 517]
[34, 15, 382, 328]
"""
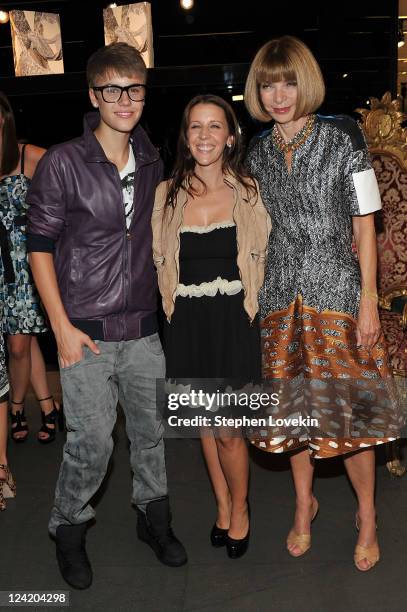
[245, 36, 325, 122]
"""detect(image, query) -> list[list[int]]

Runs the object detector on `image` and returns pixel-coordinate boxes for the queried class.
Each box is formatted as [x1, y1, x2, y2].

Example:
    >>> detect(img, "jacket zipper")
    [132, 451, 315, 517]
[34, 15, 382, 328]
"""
[112, 153, 158, 337]
[127, 155, 158, 234]
[98, 139, 158, 337]
[111, 161, 128, 339]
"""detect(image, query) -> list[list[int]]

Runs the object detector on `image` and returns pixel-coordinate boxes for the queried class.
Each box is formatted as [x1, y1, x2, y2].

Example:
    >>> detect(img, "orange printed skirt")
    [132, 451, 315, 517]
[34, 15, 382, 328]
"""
[248, 295, 402, 459]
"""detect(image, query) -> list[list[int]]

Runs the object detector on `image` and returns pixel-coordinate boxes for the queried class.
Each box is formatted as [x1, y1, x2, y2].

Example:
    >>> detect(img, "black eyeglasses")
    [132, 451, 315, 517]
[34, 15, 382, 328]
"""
[92, 83, 146, 103]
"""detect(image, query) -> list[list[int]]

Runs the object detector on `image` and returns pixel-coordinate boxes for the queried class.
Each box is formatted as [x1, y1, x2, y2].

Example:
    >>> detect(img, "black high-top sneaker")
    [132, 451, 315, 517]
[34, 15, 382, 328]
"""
[55, 524, 92, 589]
[137, 496, 187, 567]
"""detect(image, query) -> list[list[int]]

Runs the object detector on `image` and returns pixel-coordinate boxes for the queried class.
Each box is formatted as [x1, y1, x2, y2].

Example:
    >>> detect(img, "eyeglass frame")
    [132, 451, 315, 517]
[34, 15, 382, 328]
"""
[91, 83, 147, 103]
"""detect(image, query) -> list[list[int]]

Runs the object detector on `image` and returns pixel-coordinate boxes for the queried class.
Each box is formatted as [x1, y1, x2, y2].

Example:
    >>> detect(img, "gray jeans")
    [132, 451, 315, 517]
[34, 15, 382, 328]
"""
[49, 334, 167, 536]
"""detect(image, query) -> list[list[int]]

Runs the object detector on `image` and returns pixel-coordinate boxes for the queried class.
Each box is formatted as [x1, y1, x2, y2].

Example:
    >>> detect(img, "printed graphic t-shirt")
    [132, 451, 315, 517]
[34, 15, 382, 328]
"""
[119, 145, 136, 229]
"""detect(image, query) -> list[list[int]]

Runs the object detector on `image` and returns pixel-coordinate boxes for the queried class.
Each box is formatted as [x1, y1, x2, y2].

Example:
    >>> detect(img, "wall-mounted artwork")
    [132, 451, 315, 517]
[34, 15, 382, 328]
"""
[103, 2, 154, 68]
[10, 10, 64, 77]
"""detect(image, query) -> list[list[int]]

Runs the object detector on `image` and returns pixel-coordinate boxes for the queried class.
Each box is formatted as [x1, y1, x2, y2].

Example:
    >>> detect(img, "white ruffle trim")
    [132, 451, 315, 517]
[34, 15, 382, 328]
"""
[180, 220, 235, 234]
[176, 276, 243, 298]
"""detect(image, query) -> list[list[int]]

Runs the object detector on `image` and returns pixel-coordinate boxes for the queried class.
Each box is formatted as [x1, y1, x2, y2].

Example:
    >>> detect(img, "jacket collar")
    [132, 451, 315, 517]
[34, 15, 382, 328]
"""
[83, 111, 160, 166]
[224, 173, 250, 202]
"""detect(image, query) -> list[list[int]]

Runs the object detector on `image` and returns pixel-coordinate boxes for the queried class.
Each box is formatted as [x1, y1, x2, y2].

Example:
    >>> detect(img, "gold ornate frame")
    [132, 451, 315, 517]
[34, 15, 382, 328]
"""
[356, 92, 407, 332]
[356, 93, 407, 475]
[356, 92, 407, 169]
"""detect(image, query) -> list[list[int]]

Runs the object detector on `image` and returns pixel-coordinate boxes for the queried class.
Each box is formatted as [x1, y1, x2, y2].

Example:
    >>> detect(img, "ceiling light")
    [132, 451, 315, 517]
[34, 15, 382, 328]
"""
[180, 0, 194, 10]
[342, 73, 348, 78]
[0, 10, 9, 24]
[232, 94, 244, 102]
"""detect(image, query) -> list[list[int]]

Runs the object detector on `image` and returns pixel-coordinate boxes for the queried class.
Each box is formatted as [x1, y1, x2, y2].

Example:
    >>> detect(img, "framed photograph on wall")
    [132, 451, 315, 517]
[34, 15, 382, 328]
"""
[10, 10, 64, 77]
[103, 2, 154, 68]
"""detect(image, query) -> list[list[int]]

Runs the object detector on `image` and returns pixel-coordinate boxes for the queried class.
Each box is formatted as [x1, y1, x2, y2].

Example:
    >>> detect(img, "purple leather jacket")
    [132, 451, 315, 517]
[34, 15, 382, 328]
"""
[27, 112, 163, 341]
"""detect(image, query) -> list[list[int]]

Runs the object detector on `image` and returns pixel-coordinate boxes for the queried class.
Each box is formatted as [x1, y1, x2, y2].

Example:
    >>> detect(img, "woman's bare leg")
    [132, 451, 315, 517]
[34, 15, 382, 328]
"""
[215, 434, 249, 539]
[30, 337, 53, 406]
[29, 337, 59, 441]
[0, 400, 8, 478]
[344, 448, 377, 570]
[201, 433, 231, 528]
[8, 334, 31, 440]
[288, 448, 316, 555]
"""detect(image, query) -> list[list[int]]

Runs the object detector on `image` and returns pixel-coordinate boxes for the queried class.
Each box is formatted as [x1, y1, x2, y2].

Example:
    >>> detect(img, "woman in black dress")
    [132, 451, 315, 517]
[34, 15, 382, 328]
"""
[152, 95, 270, 558]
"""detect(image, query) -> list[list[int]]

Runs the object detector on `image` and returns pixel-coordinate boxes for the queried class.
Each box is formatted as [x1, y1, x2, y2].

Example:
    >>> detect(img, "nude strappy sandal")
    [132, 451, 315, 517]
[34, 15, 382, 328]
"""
[286, 498, 319, 557]
[354, 515, 380, 571]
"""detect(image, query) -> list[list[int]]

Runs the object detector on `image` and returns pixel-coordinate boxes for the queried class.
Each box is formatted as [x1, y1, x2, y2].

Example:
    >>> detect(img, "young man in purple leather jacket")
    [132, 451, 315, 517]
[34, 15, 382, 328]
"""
[27, 42, 187, 590]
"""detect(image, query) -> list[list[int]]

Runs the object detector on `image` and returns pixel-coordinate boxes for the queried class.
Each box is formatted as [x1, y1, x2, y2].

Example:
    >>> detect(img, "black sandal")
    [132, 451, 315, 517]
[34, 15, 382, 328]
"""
[10, 400, 29, 443]
[37, 396, 64, 444]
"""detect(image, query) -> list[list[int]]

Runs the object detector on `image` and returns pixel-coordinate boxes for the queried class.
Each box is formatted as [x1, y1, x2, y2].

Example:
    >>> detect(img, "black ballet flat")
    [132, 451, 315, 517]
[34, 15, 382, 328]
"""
[226, 528, 250, 559]
[210, 523, 228, 548]
[226, 503, 250, 559]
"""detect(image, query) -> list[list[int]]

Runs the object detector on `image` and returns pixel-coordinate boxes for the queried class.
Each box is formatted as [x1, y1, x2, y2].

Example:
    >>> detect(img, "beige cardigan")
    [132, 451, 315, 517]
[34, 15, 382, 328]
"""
[152, 174, 271, 322]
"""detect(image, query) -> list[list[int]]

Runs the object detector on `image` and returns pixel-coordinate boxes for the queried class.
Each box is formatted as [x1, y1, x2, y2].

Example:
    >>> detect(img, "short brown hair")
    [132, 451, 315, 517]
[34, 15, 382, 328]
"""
[86, 42, 147, 86]
[245, 36, 325, 122]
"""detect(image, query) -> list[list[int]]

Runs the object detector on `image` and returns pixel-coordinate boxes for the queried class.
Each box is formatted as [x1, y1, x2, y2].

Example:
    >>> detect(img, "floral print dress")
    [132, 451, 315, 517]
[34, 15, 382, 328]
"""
[0, 154, 47, 335]
[0, 267, 9, 401]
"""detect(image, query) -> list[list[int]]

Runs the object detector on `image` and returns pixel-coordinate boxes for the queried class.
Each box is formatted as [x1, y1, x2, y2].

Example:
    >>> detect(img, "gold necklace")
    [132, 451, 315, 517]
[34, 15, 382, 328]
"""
[272, 114, 316, 153]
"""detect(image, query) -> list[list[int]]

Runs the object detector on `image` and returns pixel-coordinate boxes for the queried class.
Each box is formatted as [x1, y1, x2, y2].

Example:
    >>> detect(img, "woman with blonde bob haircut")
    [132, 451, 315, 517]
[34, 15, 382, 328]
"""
[244, 36, 325, 122]
[245, 35, 402, 572]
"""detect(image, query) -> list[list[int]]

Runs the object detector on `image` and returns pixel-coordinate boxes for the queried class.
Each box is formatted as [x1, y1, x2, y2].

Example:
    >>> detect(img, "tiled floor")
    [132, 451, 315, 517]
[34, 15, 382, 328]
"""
[2, 375, 407, 612]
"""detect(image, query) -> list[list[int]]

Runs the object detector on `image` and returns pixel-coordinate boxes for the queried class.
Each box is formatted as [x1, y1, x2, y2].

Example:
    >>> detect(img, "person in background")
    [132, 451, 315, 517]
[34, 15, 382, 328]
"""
[0, 91, 62, 445]
[153, 94, 270, 559]
[0, 264, 15, 510]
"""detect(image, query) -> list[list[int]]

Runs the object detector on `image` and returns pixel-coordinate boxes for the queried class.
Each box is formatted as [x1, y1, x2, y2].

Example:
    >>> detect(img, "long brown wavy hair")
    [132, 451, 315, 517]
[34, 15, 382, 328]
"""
[165, 94, 257, 208]
[0, 92, 19, 176]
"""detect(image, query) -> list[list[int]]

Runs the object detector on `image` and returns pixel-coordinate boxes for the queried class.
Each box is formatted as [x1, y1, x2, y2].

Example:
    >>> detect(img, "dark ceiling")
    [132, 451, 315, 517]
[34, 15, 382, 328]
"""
[0, 0, 399, 166]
